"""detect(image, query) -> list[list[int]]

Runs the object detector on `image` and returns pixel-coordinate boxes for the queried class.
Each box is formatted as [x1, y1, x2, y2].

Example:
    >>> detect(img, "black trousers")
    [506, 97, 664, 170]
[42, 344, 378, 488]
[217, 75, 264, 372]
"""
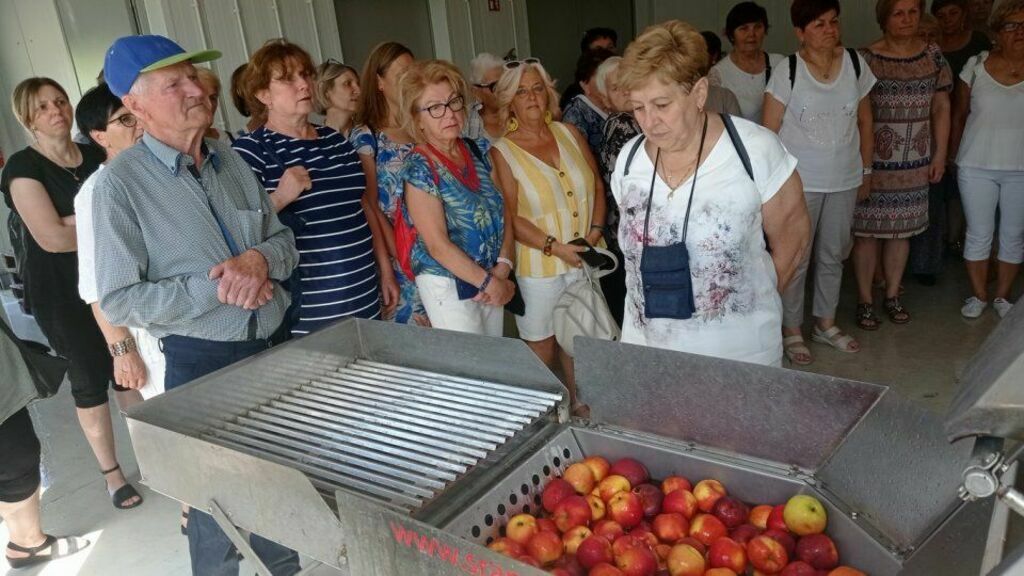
[0, 408, 41, 503]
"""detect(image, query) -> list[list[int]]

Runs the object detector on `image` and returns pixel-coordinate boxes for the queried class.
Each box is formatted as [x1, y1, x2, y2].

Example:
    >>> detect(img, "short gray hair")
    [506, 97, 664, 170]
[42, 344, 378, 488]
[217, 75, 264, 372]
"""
[594, 56, 622, 98]
[469, 52, 504, 84]
[991, 0, 1024, 31]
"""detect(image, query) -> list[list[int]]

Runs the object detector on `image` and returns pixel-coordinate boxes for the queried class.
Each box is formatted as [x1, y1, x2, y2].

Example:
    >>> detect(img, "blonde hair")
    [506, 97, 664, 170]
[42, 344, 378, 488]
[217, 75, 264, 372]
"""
[875, 0, 926, 30]
[493, 60, 560, 134]
[618, 20, 708, 93]
[11, 77, 69, 133]
[990, 0, 1024, 32]
[315, 60, 359, 115]
[397, 60, 469, 144]
[594, 56, 622, 98]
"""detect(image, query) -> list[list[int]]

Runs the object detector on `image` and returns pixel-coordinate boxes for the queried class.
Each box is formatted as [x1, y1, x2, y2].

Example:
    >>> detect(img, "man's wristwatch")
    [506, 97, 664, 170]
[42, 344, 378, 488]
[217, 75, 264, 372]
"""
[109, 336, 137, 357]
[542, 236, 556, 257]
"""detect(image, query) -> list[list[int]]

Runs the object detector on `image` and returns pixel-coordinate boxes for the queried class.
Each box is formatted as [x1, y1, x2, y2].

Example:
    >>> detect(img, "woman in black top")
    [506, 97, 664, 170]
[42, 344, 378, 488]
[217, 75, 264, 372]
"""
[0, 78, 142, 510]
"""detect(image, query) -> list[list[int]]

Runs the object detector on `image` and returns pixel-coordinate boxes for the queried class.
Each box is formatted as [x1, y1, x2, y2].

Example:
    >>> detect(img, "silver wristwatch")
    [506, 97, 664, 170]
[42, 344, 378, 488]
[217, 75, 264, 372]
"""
[109, 336, 137, 357]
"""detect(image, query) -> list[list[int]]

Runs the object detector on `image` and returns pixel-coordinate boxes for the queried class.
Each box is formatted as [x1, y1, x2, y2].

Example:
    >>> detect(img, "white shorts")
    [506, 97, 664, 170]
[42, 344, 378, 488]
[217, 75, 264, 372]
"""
[415, 274, 504, 336]
[515, 268, 584, 342]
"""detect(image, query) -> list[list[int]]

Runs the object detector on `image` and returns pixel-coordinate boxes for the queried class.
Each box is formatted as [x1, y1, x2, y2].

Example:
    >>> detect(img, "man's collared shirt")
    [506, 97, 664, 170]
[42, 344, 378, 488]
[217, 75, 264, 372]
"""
[92, 132, 298, 341]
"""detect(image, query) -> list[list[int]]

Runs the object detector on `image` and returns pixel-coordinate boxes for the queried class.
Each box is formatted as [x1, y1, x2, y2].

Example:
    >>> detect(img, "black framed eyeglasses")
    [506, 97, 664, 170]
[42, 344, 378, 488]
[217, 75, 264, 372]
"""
[503, 57, 541, 71]
[108, 113, 138, 128]
[419, 95, 466, 119]
[473, 81, 498, 92]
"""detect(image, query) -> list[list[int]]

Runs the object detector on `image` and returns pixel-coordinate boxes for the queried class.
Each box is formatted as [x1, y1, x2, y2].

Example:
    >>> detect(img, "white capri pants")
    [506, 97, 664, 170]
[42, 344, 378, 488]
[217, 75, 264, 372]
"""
[959, 166, 1024, 264]
[514, 268, 584, 342]
[415, 274, 504, 336]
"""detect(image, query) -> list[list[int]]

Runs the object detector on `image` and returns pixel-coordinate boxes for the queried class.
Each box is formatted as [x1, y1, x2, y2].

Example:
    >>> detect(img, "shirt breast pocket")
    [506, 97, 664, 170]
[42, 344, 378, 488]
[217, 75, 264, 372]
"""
[233, 209, 266, 250]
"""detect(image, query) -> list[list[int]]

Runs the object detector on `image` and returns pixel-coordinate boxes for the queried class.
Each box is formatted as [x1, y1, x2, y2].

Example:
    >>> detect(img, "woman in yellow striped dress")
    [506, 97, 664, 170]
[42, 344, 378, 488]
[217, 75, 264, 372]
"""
[492, 59, 607, 412]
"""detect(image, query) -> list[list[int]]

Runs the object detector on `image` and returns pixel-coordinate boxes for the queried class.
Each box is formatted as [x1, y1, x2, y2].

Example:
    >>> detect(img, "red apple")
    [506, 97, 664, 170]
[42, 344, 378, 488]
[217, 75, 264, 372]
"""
[543, 479, 576, 513]
[553, 495, 592, 532]
[549, 569, 572, 576]
[705, 569, 739, 576]
[583, 456, 612, 482]
[712, 497, 750, 530]
[767, 504, 789, 532]
[537, 518, 559, 533]
[749, 505, 774, 529]
[608, 491, 644, 528]
[593, 519, 625, 541]
[506, 513, 538, 545]
[633, 484, 665, 517]
[599, 475, 633, 502]
[662, 490, 698, 519]
[764, 529, 797, 557]
[692, 479, 727, 513]
[784, 495, 828, 536]
[564, 463, 597, 495]
[748, 535, 789, 573]
[827, 567, 866, 576]
[729, 523, 762, 545]
[707, 537, 746, 574]
[527, 530, 564, 565]
[631, 525, 660, 550]
[796, 533, 839, 570]
[609, 458, 650, 487]
[562, 525, 592, 555]
[577, 535, 614, 568]
[554, 554, 586, 576]
[654, 542, 672, 560]
[616, 544, 658, 576]
[675, 537, 706, 556]
[590, 563, 626, 576]
[780, 560, 818, 576]
[517, 554, 541, 567]
[612, 534, 646, 558]
[688, 513, 728, 546]
[661, 476, 692, 495]
[665, 543, 705, 576]
[487, 537, 525, 558]
[652, 513, 690, 543]
[588, 493, 607, 521]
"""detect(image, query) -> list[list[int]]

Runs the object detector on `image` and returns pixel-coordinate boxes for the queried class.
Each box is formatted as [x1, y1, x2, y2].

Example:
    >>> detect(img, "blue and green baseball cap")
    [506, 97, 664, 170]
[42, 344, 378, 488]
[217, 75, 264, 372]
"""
[104, 35, 221, 98]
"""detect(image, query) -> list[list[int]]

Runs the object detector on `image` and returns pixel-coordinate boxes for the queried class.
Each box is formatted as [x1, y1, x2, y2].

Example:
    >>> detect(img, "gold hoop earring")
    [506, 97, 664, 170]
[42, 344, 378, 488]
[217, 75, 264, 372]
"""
[544, 110, 553, 125]
[507, 116, 519, 133]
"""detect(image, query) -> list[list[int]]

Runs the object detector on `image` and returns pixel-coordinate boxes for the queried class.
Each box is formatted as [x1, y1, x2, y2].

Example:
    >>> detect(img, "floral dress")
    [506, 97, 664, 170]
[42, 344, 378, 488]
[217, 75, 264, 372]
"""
[561, 95, 607, 160]
[350, 126, 427, 324]
[599, 112, 642, 246]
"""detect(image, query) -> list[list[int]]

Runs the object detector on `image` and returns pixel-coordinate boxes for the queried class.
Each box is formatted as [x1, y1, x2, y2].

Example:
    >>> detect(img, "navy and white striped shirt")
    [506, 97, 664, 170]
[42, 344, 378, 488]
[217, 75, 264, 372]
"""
[234, 125, 380, 335]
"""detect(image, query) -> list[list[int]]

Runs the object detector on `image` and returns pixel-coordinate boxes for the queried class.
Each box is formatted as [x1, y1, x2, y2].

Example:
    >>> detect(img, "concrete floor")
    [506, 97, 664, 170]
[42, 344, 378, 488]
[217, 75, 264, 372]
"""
[1, 261, 1020, 575]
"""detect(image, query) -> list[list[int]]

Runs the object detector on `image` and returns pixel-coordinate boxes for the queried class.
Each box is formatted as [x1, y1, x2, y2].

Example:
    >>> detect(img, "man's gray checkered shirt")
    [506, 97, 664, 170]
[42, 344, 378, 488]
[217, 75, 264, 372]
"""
[92, 133, 298, 341]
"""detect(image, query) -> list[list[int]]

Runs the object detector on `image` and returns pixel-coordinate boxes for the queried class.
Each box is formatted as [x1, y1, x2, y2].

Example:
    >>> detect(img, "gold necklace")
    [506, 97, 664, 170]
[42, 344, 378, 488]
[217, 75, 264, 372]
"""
[33, 143, 81, 182]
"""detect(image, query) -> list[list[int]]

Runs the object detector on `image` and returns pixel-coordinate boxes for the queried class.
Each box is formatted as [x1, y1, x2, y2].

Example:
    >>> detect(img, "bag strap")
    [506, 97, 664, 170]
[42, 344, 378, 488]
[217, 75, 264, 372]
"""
[790, 49, 860, 90]
[585, 246, 619, 280]
[623, 136, 646, 176]
[764, 51, 772, 83]
[721, 113, 754, 182]
[848, 47, 861, 79]
[464, 138, 486, 165]
[789, 53, 797, 89]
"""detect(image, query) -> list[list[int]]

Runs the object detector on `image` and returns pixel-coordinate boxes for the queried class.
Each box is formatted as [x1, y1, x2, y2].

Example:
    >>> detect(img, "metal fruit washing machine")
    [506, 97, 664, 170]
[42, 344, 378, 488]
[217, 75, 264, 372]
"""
[125, 315, 1024, 575]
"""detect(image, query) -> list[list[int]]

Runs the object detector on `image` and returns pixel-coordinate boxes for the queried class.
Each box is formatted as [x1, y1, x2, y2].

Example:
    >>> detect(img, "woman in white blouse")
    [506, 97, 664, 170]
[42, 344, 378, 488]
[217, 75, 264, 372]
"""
[951, 0, 1024, 319]
[709, 1, 784, 122]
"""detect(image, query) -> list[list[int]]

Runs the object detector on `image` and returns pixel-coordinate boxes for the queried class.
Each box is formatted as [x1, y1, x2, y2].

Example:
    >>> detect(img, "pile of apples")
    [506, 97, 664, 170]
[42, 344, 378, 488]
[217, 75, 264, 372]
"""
[486, 455, 866, 576]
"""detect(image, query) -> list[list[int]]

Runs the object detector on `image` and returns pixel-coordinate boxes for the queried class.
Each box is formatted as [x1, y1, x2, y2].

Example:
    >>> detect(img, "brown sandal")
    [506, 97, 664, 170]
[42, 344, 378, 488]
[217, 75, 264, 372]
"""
[856, 303, 881, 331]
[884, 297, 910, 324]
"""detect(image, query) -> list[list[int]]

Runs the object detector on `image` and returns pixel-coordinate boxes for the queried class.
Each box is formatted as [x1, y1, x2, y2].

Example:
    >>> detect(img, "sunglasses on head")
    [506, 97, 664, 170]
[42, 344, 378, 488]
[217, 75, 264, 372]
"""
[503, 57, 541, 70]
[325, 58, 345, 66]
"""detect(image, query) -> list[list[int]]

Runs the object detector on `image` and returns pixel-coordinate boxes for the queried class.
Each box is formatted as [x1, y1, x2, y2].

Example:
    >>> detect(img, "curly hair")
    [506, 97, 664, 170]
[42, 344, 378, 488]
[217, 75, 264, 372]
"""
[493, 60, 561, 134]
[396, 60, 470, 144]
[618, 20, 708, 93]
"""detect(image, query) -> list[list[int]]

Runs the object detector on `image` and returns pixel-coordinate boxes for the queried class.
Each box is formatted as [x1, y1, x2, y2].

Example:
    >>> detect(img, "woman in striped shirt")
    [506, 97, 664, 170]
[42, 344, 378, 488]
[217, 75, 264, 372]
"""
[234, 40, 396, 335]
[492, 59, 607, 412]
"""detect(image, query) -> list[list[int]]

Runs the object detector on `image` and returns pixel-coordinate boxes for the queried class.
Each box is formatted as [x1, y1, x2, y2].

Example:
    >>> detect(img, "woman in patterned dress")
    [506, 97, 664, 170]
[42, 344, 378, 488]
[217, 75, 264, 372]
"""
[851, 0, 952, 329]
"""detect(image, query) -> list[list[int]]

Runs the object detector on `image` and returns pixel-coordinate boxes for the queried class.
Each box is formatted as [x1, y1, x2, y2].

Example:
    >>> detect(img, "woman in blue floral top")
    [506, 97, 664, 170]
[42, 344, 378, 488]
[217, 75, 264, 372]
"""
[400, 60, 516, 335]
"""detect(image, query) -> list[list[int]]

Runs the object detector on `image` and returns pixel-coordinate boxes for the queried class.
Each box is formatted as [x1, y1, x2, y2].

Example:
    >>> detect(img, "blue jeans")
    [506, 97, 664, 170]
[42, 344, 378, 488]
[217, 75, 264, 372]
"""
[163, 324, 299, 576]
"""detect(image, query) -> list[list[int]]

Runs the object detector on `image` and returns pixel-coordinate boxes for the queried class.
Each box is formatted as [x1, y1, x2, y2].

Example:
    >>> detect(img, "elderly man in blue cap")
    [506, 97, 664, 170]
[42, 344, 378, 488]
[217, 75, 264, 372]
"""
[91, 35, 300, 575]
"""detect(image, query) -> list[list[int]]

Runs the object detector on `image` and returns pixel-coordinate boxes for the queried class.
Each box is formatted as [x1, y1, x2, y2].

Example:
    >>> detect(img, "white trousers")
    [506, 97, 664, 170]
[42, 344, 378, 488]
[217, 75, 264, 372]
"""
[415, 274, 504, 336]
[959, 166, 1024, 264]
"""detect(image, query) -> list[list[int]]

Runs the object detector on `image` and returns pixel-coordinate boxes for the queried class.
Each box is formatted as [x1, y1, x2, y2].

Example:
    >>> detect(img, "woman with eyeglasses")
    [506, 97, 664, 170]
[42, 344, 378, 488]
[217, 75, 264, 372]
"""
[950, 0, 1024, 319]
[492, 58, 607, 413]
[1, 78, 144, 511]
[465, 52, 505, 141]
[397, 60, 515, 334]
[233, 40, 397, 335]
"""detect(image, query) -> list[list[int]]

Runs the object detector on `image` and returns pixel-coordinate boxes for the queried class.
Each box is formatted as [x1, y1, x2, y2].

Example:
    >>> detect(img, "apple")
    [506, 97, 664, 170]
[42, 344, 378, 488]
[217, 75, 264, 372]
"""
[652, 513, 690, 543]
[588, 493, 607, 521]
[693, 479, 727, 513]
[516, 554, 541, 567]
[612, 534, 646, 558]
[554, 554, 586, 576]
[729, 523, 762, 545]
[590, 563, 626, 576]
[599, 475, 633, 502]
[688, 513, 728, 546]
[577, 535, 614, 568]
[537, 518, 559, 533]
[796, 533, 839, 570]
[609, 458, 650, 487]
[747, 535, 789, 573]
[549, 569, 572, 576]
[564, 462, 597, 495]
[784, 495, 828, 536]
[665, 543, 705, 576]
[705, 569, 738, 576]
[593, 519, 625, 541]
[707, 537, 746, 574]
[827, 567, 866, 576]
[662, 490, 698, 519]
[583, 456, 612, 482]
[633, 484, 664, 517]
[562, 525, 592, 555]
[506, 514, 538, 545]
[780, 560, 818, 576]
[487, 537, 525, 558]
[553, 495, 592, 532]
[763, 529, 797, 557]
[661, 476, 692, 495]
[608, 491, 644, 528]
[749, 505, 774, 529]
[631, 525, 660, 550]
[616, 545, 658, 576]
[675, 537, 706, 556]
[712, 497, 750, 530]
[527, 530, 564, 565]
[543, 479, 576, 513]
[767, 504, 789, 532]
[654, 542, 672, 560]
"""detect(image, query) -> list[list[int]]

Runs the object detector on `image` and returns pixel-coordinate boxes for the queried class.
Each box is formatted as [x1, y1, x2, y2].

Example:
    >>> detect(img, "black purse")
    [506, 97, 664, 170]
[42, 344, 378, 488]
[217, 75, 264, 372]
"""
[0, 316, 68, 399]
[639, 114, 708, 320]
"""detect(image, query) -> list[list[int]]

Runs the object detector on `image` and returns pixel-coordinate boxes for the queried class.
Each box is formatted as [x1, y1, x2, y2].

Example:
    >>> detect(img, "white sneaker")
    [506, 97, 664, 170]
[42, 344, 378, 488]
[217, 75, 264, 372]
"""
[993, 298, 1013, 318]
[961, 297, 988, 318]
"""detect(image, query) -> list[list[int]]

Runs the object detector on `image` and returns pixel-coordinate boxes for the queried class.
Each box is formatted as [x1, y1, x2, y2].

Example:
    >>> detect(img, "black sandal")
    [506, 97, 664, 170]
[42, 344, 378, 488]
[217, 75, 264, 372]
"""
[856, 303, 881, 331]
[181, 510, 189, 536]
[101, 464, 144, 510]
[6, 535, 90, 569]
[884, 297, 911, 324]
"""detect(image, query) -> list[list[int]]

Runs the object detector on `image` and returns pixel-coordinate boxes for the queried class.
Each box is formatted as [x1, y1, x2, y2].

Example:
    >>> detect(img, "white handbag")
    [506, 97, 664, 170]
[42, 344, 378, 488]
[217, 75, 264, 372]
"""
[553, 247, 621, 357]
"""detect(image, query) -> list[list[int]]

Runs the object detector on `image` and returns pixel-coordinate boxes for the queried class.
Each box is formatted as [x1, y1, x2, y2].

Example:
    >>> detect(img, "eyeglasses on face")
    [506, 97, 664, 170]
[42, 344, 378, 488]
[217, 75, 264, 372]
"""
[503, 57, 541, 71]
[1000, 21, 1024, 33]
[108, 112, 138, 128]
[419, 94, 466, 119]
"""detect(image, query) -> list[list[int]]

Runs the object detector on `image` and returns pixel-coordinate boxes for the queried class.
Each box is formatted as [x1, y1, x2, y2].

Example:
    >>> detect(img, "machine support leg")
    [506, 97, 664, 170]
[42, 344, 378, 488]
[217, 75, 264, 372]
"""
[208, 499, 273, 576]
[982, 461, 1018, 575]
